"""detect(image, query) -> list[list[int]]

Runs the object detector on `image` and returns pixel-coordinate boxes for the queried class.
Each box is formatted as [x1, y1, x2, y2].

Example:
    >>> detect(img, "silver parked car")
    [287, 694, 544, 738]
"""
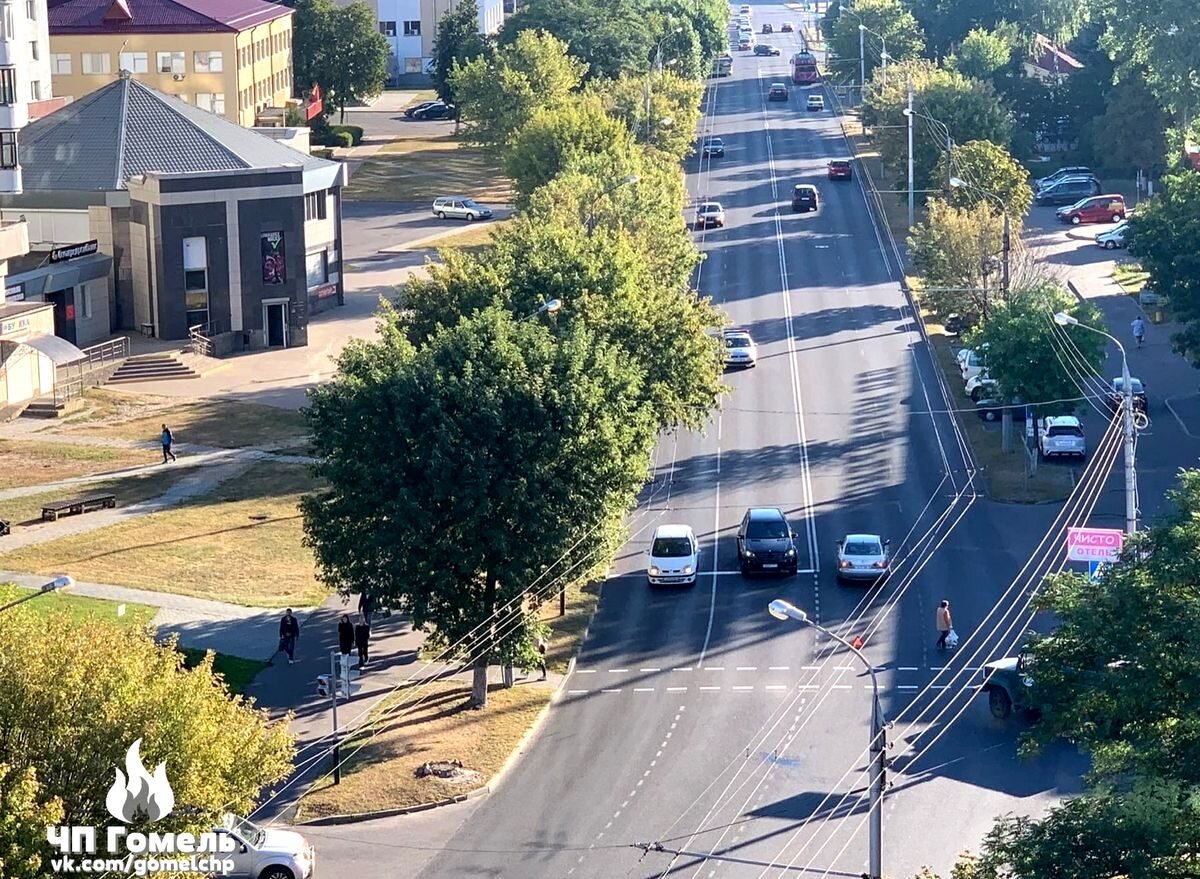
[432, 196, 493, 221]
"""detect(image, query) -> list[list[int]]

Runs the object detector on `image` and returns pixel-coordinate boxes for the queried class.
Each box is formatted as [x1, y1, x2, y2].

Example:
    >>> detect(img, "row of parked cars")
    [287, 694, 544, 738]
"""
[1033, 165, 1130, 229]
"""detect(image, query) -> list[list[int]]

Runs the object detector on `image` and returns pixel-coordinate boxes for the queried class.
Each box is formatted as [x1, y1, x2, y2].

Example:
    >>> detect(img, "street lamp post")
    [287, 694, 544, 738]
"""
[584, 174, 639, 236]
[520, 299, 563, 322]
[949, 176, 1011, 297]
[768, 599, 885, 879]
[858, 24, 886, 88]
[1054, 312, 1138, 534]
[0, 576, 74, 614]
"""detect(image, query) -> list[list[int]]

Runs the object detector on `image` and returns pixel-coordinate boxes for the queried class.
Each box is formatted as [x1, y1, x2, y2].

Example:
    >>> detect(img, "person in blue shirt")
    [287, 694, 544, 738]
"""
[161, 424, 177, 463]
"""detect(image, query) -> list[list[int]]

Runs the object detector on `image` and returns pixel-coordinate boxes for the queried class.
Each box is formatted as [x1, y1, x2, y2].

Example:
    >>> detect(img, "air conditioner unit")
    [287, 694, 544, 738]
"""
[172, 73, 185, 81]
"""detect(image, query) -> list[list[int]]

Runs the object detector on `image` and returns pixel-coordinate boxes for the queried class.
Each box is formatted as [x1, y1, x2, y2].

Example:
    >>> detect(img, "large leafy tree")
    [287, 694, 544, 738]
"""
[302, 309, 658, 707]
[866, 60, 1014, 193]
[431, 0, 490, 107]
[909, 0, 1086, 58]
[1126, 172, 1200, 365]
[293, 0, 389, 121]
[451, 29, 587, 155]
[947, 27, 1014, 81]
[292, 0, 337, 97]
[0, 763, 63, 879]
[936, 140, 1034, 217]
[1025, 470, 1200, 781]
[1093, 75, 1171, 175]
[1097, 0, 1200, 126]
[826, 0, 925, 85]
[909, 199, 1009, 319]
[500, 0, 652, 81]
[589, 71, 704, 162]
[0, 598, 293, 859]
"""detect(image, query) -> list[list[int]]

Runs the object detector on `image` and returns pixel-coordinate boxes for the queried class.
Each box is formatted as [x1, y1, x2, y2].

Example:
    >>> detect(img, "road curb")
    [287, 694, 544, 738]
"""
[294, 586, 601, 827]
[378, 209, 514, 254]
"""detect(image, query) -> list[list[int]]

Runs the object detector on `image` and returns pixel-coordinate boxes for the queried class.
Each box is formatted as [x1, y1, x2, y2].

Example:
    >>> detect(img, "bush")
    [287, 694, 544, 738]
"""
[332, 130, 354, 148]
[338, 125, 364, 144]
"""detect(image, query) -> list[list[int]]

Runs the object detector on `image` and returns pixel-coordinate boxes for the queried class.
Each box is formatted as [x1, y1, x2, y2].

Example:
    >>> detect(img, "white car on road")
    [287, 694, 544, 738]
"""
[835, 534, 891, 582]
[648, 524, 699, 586]
[722, 328, 758, 367]
[695, 201, 726, 229]
[214, 814, 315, 879]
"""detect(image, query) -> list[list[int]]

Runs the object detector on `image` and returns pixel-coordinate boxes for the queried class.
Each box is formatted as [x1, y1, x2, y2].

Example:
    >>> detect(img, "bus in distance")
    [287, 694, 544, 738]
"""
[791, 51, 819, 84]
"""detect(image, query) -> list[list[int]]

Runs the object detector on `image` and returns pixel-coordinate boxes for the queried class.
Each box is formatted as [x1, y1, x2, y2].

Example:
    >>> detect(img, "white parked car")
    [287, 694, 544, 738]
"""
[1095, 221, 1128, 249]
[214, 814, 314, 879]
[965, 373, 995, 402]
[648, 524, 699, 586]
[695, 201, 726, 228]
[1039, 416, 1086, 460]
[958, 347, 988, 383]
[835, 534, 891, 582]
[722, 328, 758, 367]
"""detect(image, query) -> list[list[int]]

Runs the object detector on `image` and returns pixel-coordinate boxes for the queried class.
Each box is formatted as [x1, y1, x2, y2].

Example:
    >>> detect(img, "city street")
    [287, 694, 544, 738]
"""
[389, 4, 1090, 878]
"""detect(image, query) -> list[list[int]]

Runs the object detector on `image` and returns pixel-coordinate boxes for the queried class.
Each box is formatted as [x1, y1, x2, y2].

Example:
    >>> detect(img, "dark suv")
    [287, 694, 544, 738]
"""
[1034, 165, 1094, 190]
[736, 507, 799, 575]
[1035, 176, 1101, 206]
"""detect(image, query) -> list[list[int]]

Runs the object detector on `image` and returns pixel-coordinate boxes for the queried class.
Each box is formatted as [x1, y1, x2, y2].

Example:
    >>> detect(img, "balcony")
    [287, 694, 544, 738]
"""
[0, 216, 29, 262]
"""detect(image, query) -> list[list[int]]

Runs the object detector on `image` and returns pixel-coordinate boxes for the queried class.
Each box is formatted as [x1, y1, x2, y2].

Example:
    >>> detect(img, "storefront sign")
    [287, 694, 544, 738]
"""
[313, 283, 337, 299]
[4, 283, 23, 301]
[49, 240, 99, 263]
[1, 316, 31, 336]
[261, 232, 286, 284]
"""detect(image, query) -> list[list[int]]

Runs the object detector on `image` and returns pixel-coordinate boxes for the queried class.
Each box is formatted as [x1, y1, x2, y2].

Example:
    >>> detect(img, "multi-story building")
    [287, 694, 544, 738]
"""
[1, 0, 64, 196]
[341, 0, 503, 83]
[47, 0, 294, 128]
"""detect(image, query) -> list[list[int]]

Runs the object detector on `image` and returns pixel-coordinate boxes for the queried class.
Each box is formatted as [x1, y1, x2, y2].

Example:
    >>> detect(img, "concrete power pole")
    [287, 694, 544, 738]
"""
[868, 690, 886, 879]
[859, 25, 866, 104]
[906, 78, 914, 228]
[1122, 357, 1138, 534]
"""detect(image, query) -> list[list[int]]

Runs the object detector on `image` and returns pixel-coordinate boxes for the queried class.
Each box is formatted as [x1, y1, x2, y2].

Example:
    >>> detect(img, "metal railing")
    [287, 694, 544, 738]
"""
[188, 320, 221, 358]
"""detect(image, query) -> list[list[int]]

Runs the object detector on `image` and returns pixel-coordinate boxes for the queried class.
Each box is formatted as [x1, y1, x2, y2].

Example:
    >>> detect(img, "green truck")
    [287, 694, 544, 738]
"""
[980, 654, 1039, 719]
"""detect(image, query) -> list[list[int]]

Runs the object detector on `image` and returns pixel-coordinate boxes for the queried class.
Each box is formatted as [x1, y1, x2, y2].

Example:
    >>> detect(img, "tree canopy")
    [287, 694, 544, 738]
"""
[1126, 172, 1200, 366]
[947, 27, 1014, 81]
[431, 0, 490, 107]
[826, 0, 926, 84]
[0, 596, 293, 867]
[937, 139, 1034, 217]
[1092, 76, 1170, 175]
[1097, 0, 1200, 125]
[909, 199, 1007, 319]
[589, 71, 704, 162]
[292, 0, 390, 121]
[500, 0, 652, 81]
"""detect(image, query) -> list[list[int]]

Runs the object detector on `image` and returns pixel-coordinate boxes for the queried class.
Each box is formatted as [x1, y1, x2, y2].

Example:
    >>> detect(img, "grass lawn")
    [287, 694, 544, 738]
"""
[179, 647, 268, 694]
[0, 582, 157, 627]
[922, 308, 1076, 503]
[0, 440, 156, 490]
[297, 680, 550, 819]
[1113, 262, 1150, 295]
[0, 466, 197, 527]
[56, 387, 174, 426]
[538, 579, 601, 674]
[344, 134, 512, 204]
[421, 218, 510, 253]
[0, 462, 326, 607]
[64, 398, 309, 449]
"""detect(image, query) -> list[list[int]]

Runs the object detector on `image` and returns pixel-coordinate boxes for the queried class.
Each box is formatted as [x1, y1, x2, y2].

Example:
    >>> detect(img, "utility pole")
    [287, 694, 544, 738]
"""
[859, 25, 865, 103]
[1121, 355, 1138, 534]
[1001, 212, 1011, 297]
[868, 689, 886, 879]
[880, 40, 887, 88]
[906, 77, 914, 228]
[329, 650, 342, 784]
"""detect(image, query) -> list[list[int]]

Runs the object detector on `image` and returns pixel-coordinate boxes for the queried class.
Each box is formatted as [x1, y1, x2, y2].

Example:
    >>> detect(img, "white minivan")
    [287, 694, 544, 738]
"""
[648, 524, 699, 586]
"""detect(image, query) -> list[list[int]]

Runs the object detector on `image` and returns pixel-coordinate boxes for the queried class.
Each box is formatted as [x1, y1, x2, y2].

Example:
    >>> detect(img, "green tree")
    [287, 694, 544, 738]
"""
[293, 0, 389, 121]
[909, 199, 1008, 319]
[971, 779, 1200, 879]
[1098, 0, 1200, 126]
[909, 0, 1085, 57]
[866, 59, 1014, 192]
[1092, 75, 1170, 175]
[1126, 172, 1200, 366]
[501, 0, 652, 80]
[947, 27, 1014, 81]
[0, 763, 63, 879]
[0, 598, 293, 846]
[963, 284, 1105, 429]
[589, 70, 704, 162]
[302, 309, 659, 707]
[431, 0, 490, 108]
[1024, 470, 1200, 781]
[292, 0, 337, 99]
[826, 0, 925, 85]
[936, 140, 1034, 217]
[505, 98, 636, 202]
[451, 29, 587, 154]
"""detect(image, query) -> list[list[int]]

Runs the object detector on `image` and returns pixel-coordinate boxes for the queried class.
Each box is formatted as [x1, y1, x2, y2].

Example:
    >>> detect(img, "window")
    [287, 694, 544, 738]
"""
[195, 93, 225, 114]
[0, 131, 16, 170]
[29, 41, 38, 62]
[0, 4, 12, 41]
[0, 68, 15, 106]
[193, 50, 223, 72]
[182, 237, 209, 327]
[379, 20, 396, 36]
[304, 191, 327, 221]
[81, 53, 110, 75]
[119, 51, 148, 73]
[26, 0, 35, 19]
[51, 53, 72, 75]
[305, 250, 328, 286]
[30, 80, 41, 101]
[403, 20, 420, 36]
[156, 51, 185, 74]
[404, 56, 422, 74]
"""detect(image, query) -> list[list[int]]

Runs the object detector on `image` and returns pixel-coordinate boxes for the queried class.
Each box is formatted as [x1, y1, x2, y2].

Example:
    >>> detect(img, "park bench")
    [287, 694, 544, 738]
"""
[0, 519, 9, 536]
[41, 493, 117, 522]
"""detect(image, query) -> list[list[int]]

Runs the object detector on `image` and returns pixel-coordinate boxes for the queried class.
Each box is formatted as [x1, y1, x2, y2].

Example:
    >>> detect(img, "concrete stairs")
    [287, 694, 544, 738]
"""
[105, 353, 198, 384]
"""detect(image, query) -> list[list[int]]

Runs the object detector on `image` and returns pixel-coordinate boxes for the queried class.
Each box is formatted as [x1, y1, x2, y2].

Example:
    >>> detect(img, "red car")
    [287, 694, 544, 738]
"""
[1055, 194, 1126, 225]
[827, 160, 853, 180]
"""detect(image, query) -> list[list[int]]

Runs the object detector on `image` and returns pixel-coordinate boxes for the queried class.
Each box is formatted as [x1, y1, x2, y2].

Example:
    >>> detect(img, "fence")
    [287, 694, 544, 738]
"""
[51, 336, 132, 407]
[188, 321, 221, 358]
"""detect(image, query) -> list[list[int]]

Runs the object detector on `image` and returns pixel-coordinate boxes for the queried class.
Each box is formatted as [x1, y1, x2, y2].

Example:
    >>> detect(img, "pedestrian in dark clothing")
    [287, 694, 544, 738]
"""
[936, 600, 952, 651]
[337, 614, 354, 656]
[278, 608, 300, 664]
[161, 424, 177, 463]
[358, 592, 374, 627]
[537, 636, 548, 681]
[354, 616, 371, 668]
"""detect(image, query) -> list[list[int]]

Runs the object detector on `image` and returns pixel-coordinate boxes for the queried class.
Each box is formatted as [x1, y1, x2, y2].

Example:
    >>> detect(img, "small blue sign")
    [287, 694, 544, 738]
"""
[1088, 561, 1105, 582]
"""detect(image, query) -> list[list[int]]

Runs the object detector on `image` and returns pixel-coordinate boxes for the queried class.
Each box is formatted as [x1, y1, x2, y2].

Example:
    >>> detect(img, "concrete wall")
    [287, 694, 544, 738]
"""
[71, 276, 109, 346]
[153, 201, 232, 340]
[237, 195, 308, 348]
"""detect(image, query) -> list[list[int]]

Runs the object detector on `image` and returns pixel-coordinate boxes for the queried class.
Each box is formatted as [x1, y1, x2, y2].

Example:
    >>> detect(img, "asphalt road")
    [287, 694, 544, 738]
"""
[402, 5, 1090, 879]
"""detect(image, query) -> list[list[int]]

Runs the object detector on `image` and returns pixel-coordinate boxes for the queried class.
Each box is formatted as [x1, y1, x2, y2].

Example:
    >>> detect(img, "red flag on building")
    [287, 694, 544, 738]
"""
[306, 84, 324, 120]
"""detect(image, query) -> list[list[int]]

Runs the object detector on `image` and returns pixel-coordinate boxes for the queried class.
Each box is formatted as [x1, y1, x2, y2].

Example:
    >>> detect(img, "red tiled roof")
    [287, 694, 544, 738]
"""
[49, 0, 290, 34]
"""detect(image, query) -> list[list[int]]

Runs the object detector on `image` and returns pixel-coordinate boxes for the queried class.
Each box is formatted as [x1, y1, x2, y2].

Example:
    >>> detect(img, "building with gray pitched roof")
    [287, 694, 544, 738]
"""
[1, 74, 347, 349]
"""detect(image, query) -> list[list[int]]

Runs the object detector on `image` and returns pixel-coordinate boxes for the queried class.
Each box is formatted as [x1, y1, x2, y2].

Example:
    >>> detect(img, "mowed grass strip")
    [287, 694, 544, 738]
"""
[0, 582, 157, 627]
[64, 398, 309, 449]
[179, 647, 268, 695]
[539, 579, 601, 674]
[0, 439, 156, 489]
[297, 681, 550, 819]
[344, 134, 512, 204]
[0, 466, 197, 527]
[0, 462, 325, 607]
[57, 387, 175, 426]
